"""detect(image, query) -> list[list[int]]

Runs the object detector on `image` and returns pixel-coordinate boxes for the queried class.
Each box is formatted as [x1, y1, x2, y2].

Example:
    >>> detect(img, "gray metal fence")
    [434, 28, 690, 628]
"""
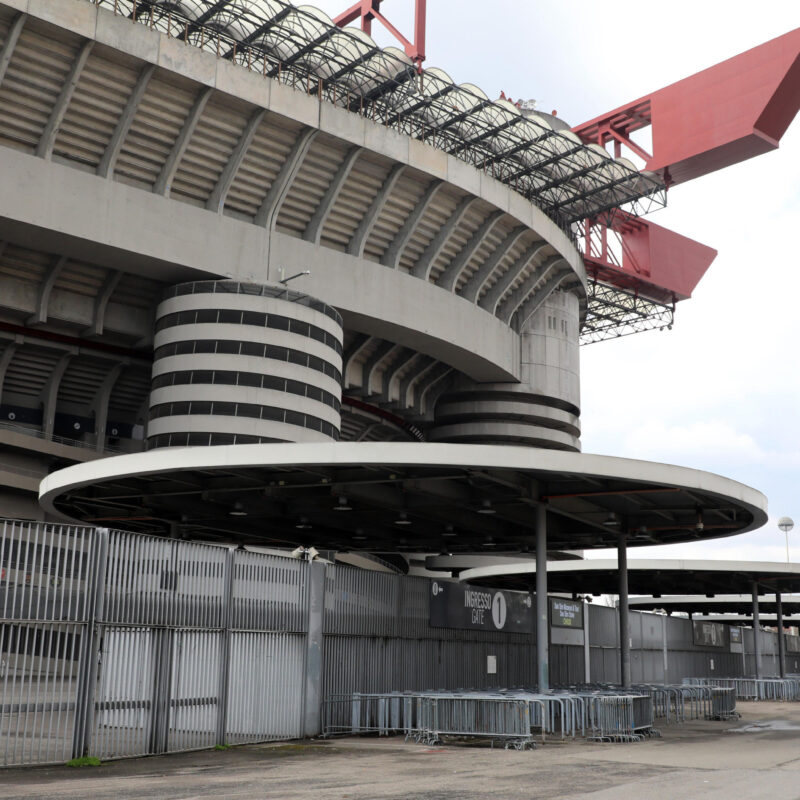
[0, 520, 309, 766]
[0, 518, 788, 767]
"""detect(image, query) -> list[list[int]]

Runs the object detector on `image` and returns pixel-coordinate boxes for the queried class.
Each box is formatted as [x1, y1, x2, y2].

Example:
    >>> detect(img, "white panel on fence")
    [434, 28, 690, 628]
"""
[92, 627, 154, 759]
[168, 630, 221, 752]
[226, 632, 305, 743]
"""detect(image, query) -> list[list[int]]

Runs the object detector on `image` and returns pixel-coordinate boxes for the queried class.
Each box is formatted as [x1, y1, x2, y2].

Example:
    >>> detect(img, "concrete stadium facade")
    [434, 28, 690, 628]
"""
[0, 0, 605, 525]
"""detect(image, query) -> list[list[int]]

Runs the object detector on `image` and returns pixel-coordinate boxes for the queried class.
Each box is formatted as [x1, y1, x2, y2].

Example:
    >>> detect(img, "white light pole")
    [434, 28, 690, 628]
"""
[778, 517, 794, 563]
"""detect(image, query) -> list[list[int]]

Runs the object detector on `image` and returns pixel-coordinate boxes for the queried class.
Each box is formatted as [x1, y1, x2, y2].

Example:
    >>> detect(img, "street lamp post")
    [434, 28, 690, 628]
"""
[778, 517, 794, 563]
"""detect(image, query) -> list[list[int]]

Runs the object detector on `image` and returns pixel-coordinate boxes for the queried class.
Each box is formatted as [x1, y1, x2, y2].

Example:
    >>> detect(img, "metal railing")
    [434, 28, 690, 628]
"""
[0, 420, 126, 455]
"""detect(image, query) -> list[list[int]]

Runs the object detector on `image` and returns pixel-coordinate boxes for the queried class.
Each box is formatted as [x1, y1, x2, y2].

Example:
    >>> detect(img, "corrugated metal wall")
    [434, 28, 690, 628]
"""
[322, 568, 539, 694]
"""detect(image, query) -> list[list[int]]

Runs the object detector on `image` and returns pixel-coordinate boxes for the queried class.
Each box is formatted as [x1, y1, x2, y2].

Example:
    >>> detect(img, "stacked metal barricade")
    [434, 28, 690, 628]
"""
[683, 677, 800, 702]
[322, 688, 663, 746]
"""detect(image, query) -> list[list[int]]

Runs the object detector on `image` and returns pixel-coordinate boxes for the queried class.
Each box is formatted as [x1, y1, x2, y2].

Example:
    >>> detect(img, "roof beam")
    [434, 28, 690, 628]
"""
[436, 210, 503, 291]
[0, 13, 26, 87]
[379, 348, 418, 403]
[398, 355, 434, 409]
[497, 256, 564, 325]
[381, 179, 443, 269]
[411, 195, 478, 280]
[478, 241, 549, 316]
[361, 340, 398, 396]
[0, 342, 18, 406]
[254, 127, 318, 227]
[346, 163, 406, 258]
[221, 6, 294, 58]
[27, 255, 68, 326]
[411, 362, 452, 417]
[174, 0, 232, 39]
[342, 333, 371, 388]
[303, 145, 363, 245]
[265, 28, 335, 78]
[83, 270, 123, 337]
[514, 273, 570, 331]
[206, 108, 265, 213]
[36, 40, 94, 160]
[92, 361, 127, 452]
[458, 226, 527, 304]
[41, 352, 73, 437]
[384, 81, 457, 127]
[154, 86, 213, 196]
[98, 63, 155, 178]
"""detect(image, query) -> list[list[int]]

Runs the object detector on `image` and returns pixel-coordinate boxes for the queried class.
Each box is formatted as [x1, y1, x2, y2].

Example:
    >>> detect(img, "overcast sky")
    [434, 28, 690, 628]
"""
[311, 1, 800, 561]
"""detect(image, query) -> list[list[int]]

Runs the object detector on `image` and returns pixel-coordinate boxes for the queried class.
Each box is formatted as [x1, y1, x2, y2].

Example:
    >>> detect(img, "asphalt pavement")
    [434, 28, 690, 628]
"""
[2, 701, 800, 799]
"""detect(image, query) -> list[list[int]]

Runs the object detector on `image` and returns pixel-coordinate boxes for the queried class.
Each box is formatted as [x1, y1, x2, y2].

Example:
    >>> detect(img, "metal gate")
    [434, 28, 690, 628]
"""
[0, 520, 309, 766]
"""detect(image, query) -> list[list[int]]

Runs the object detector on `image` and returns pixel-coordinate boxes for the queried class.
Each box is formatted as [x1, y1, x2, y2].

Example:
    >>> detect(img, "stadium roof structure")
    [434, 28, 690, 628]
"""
[39, 443, 767, 552]
[452, 559, 800, 597]
[98, 0, 666, 232]
[629, 594, 800, 616]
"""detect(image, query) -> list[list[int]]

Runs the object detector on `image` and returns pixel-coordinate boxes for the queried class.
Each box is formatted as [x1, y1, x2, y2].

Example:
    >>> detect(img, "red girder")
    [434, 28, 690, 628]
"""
[583, 217, 717, 304]
[577, 27, 799, 303]
[574, 27, 800, 186]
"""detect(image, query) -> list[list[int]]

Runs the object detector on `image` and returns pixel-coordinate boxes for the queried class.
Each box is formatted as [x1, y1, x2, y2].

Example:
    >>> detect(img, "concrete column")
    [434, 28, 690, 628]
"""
[752, 581, 762, 678]
[535, 503, 549, 692]
[777, 591, 786, 678]
[618, 533, 631, 687]
[302, 559, 326, 736]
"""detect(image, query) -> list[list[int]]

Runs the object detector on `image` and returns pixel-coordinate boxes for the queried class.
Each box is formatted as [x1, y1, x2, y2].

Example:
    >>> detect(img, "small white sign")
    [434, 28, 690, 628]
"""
[487, 655, 497, 674]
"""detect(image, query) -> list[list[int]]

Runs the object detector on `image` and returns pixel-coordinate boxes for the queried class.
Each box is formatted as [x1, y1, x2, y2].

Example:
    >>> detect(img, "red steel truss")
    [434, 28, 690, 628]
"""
[333, 5, 798, 329]
[574, 27, 799, 313]
[333, 0, 426, 70]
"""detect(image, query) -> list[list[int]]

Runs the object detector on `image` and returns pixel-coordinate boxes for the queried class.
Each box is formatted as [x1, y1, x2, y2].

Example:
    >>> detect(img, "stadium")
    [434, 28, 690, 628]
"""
[0, 0, 797, 766]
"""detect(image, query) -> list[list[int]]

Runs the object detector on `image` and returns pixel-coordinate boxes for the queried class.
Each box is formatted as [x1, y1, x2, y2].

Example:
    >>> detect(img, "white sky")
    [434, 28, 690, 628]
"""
[310, 1, 800, 561]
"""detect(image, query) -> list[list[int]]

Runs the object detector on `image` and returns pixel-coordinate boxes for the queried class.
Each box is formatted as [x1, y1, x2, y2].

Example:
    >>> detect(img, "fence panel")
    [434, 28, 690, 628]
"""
[168, 630, 222, 752]
[91, 626, 155, 759]
[231, 550, 308, 632]
[0, 520, 96, 766]
[226, 631, 306, 743]
[0, 621, 84, 766]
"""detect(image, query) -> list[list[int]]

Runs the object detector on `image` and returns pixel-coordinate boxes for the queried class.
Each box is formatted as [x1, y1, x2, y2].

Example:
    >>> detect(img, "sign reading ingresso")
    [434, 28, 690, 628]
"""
[429, 580, 534, 633]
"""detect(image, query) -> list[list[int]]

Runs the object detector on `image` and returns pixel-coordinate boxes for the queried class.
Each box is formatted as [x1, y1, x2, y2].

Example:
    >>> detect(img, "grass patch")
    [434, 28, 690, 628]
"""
[66, 756, 102, 768]
[214, 744, 232, 751]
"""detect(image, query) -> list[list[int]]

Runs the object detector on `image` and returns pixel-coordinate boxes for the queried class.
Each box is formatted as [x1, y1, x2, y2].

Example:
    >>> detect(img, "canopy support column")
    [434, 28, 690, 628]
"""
[536, 503, 549, 692]
[777, 591, 786, 678]
[618, 533, 631, 688]
[752, 581, 761, 678]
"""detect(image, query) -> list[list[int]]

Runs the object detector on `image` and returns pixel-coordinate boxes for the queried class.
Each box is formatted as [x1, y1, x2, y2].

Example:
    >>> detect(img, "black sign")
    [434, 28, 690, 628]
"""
[550, 598, 583, 629]
[693, 621, 725, 647]
[729, 626, 742, 644]
[429, 580, 534, 633]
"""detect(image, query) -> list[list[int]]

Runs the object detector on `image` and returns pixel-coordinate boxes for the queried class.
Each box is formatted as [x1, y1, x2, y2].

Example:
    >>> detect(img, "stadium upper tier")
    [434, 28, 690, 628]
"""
[0, 0, 599, 518]
[82, 0, 666, 231]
